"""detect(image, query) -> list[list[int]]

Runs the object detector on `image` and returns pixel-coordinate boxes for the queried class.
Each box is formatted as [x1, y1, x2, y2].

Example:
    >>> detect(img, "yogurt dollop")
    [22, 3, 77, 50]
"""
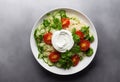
[52, 30, 74, 52]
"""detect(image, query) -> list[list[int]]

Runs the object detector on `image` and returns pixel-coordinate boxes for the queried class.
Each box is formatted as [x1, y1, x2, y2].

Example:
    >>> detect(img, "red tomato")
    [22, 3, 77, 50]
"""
[79, 40, 90, 51]
[43, 32, 52, 45]
[49, 52, 60, 63]
[61, 18, 70, 29]
[71, 54, 80, 66]
[75, 30, 84, 40]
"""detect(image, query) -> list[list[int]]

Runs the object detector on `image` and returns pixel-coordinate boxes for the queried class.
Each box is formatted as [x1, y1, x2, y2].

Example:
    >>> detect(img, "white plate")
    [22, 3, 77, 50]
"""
[30, 8, 98, 75]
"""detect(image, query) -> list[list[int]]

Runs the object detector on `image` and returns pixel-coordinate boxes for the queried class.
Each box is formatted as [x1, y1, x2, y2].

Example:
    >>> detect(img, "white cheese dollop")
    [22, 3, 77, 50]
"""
[52, 30, 74, 52]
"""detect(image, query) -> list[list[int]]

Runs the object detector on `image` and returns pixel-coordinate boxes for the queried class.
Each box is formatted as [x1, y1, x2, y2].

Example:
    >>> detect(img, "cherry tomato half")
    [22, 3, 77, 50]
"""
[43, 32, 52, 45]
[75, 30, 84, 40]
[79, 40, 90, 51]
[49, 52, 60, 63]
[71, 54, 80, 66]
[61, 18, 70, 29]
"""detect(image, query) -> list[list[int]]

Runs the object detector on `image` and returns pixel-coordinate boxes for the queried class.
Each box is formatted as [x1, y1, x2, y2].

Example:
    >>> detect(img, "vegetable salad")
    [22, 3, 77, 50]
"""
[34, 10, 94, 69]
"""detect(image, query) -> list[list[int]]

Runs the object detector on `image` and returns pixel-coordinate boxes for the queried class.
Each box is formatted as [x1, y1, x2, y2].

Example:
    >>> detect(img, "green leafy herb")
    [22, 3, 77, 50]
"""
[85, 33, 90, 40]
[56, 50, 73, 69]
[34, 29, 42, 45]
[72, 34, 80, 43]
[38, 46, 44, 58]
[53, 17, 59, 23]
[57, 23, 62, 30]
[80, 56, 83, 60]
[81, 26, 89, 33]
[89, 35, 94, 42]
[43, 19, 50, 27]
[59, 10, 67, 18]
[81, 26, 91, 40]
[72, 28, 76, 34]
[52, 17, 62, 30]
[39, 35, 43, 42]
[34, 29, 37, 38]
[38, 46, 43, 53]
[61, 50, 73, 58]
[71, 44, 81, 53]
[72, 28, 80, 43]
[38, 53, 43, 59]
[35, 35, 43, 46]
[58, 57, 73, 69]
[51, 24, 56, 29]
[85, 48, 93, 57]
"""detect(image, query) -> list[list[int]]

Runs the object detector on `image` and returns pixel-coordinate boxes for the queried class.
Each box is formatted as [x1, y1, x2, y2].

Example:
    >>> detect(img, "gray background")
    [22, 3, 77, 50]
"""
[0, 0, 120, 82]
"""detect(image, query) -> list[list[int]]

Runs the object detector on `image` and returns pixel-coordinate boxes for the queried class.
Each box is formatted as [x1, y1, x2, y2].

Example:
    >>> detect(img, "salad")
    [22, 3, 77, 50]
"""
[34, 10, 94, 69]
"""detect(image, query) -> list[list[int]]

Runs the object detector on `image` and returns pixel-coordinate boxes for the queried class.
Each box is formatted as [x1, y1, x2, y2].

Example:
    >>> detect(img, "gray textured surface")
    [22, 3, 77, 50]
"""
[0, 0, 120, 82]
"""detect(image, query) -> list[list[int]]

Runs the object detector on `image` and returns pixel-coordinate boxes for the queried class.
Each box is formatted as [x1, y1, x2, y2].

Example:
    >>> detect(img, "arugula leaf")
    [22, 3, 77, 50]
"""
[43, 19, 50, 27]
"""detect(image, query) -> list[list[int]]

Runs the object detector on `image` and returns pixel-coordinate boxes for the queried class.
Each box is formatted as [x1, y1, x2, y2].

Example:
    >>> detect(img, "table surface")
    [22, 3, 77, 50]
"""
[0, 0, 120, 82]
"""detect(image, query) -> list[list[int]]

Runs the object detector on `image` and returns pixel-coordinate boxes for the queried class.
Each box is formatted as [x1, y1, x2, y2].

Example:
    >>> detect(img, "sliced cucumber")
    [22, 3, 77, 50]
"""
[50, 28, 56, 33]
[45, 27, 51, 32]
[43, 57, 54, 66]
[43, 52, 49, 57]
[54, 15, 61, 20]
[43, 57, 48, 63]
[55, 63, 61, 68]
[37, 24, 44, 30]
[47, 60, 54, 66]
[52, 10, 60, 17]
[40, 29, 45, 34]
[39, 43, 45, 46]
[38, 53, 44, 59]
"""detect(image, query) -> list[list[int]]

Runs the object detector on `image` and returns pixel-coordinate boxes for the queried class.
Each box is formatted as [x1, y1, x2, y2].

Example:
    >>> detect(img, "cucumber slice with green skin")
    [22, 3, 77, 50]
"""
[43, 57, 48, 63]
[43, 57, 54, 66]
[40, 29, 45, 34]
[38, 53, 44, 59]
[43, 52, 49, 57]
[39, 43, 45, 46]
[47, 60, 54, 66]
[55, 63, 61, 68]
